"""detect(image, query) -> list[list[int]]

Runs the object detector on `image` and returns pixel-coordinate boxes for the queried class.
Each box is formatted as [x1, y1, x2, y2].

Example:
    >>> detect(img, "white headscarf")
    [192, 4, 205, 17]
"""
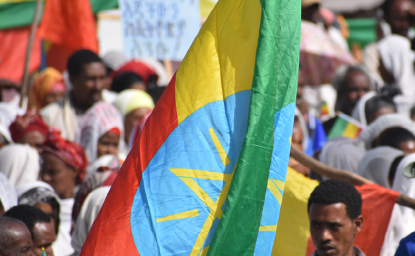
[351, 91, 376, 127]
[356, 146, 404, 188]
[0, 102, 24, 127]
[77, 102, 125, 164]
[358, 114, 415, 150]
[71, 187, 110, 256]
[378, 35, 415, 116]
[0, 173, 17, 212]
[15, 181, 69, 256]
[392, 153, 415, 242]
[319, 137, 366, 173]
[0, 144, 39, 186]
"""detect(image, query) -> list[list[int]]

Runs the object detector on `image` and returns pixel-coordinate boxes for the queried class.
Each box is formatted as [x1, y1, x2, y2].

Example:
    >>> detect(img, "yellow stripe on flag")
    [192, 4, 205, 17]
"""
[272, 168, 319, 256]
[175, 0, 262, 124]
[342, 122, 360, 138]
[156, 209, 199, 222]
[259, 225, 278, 232]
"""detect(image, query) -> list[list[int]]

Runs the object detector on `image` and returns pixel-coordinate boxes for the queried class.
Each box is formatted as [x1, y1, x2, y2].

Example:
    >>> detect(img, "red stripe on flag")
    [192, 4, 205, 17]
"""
[80, 75, 178, 255]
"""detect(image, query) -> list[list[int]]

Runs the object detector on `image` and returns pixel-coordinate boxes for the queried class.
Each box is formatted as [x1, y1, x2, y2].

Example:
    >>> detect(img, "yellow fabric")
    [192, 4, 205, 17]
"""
[112, 89, 155, 116]
[0, 0, 35, 4]
[342, 122, 360, 138]
[175, 0, 261, 124]
[272, 168, 319, 256]
[28, 67, 63, 110]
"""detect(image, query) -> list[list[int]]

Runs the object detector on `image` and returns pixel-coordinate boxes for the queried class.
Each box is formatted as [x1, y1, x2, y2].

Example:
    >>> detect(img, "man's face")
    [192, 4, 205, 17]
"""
[3, 222, 34, 256]
[70, 62, 107, 110]
[309, 203, 363, 256]
[386, 0, 413, 37]
[32, 222, 56, 256]
[339, 71, 371, 115]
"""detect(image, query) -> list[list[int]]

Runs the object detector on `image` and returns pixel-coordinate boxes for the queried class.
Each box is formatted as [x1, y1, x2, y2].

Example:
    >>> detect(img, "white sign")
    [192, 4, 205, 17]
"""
[119, 0, 201, 61]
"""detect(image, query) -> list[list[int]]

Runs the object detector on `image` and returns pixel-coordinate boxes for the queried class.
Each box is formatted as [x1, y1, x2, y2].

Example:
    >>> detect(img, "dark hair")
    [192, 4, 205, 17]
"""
[365, 87, 399, 123]
[308, 180, 362, 220]
[4, 205, 51, 239]
[67, 49, 103, 77]
[378, 127, 415, 149]
[390, 155, 405, 184]
[111, 72, 144, 93]
[382, 0, 399, 18]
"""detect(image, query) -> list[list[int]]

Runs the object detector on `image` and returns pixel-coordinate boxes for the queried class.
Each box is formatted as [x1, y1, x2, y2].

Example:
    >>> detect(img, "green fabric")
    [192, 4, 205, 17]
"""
[0, 0, 117, 30]
[206, 0, 300, 254]
[346, 18, 377, 49]
[90, 0, 118, 13]
[0, 2, 41, 30]
[327, 116, 348, 140]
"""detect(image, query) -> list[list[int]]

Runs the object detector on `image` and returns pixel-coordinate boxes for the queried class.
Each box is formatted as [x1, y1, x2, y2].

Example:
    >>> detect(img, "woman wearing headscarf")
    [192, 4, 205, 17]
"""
[352, 87, 400, 126]
[71, 187, 110, 256]
[0, 173, 17, 215]
[378, 35, 415, 117]
[28, 68, 66, 110]
[319, 114, 415, 173]
[112, 89, 154, 147]
[356, 146, 404, 188]
[9, 109, 50, 153]
[15, 181, 68, 256]
[77, 102, 125, 164]
[0, 144, 40, 186]
[110, 60, 159, 91]
[40, 130, 87, 256]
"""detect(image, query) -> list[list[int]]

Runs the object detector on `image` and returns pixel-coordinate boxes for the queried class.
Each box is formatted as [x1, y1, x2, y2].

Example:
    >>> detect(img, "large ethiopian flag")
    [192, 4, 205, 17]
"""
[80, 0, 301, 255]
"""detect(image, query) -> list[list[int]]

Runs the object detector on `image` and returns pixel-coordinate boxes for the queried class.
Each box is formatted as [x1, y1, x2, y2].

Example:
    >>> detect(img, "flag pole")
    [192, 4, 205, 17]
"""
[290, 146, 415, 210]
[19, 0, 43, 108]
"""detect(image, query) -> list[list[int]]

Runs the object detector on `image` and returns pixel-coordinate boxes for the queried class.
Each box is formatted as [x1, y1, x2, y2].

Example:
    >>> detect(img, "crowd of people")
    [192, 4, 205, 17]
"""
[2, 0, 415, 255]
[0, 49, 158, 255]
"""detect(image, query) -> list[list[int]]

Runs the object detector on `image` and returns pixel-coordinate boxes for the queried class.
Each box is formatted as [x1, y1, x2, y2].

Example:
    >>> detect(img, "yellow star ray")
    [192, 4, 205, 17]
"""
[168, 128, 234, 256]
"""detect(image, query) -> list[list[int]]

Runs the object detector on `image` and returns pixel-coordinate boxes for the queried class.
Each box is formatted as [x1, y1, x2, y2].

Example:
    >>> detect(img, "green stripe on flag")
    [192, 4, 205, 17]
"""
[0, 1, 41, 30]
[328, 117, 349, 140]
[207, 0, 300, 254]
[0, 0, 118, 30]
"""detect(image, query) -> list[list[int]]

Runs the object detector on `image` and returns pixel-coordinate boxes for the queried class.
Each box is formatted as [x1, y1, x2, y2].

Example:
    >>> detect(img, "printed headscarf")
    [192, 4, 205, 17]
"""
[43, 130, 87, 184]
[28, 68, 66, 109]
[77, 102, 124, 164]
[9, 109, 49, 142]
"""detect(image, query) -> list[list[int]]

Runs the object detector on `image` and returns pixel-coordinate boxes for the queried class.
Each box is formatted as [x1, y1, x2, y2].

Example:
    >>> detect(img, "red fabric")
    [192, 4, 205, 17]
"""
[305, 184, 399, 256]
[37, 0, 98, 53]
[107, 127, 121, 136]
[80, 74, 178, 255]
[43, 130, 88, 184]
[354, 184, 399, 256]
[110, 60, 158, 84]
[9, 110, 49, 142]
[0, 27, 41, 83]
[132, 112, 152, 146]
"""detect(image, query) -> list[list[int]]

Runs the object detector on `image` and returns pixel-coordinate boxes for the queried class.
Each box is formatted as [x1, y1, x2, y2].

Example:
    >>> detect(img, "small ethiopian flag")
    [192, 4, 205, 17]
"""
[328, 112, 365, 140]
